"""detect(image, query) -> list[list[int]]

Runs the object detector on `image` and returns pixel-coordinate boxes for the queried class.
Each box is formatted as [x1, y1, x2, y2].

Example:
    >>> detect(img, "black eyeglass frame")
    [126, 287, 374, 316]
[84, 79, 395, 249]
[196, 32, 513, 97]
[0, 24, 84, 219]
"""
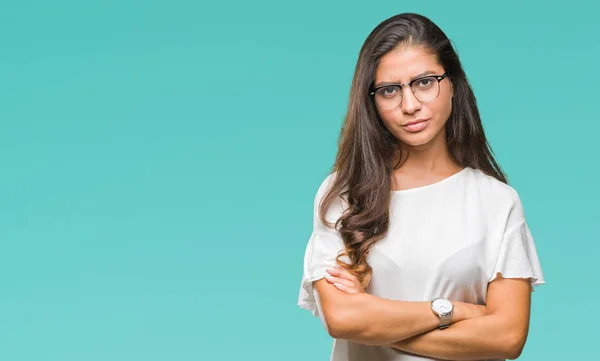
[368, 72, 449, 101]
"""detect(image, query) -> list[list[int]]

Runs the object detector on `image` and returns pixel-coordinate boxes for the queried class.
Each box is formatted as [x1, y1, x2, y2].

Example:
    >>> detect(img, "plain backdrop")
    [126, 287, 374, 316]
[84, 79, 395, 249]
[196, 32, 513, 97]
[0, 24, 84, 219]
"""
[1, 1, 598, 360]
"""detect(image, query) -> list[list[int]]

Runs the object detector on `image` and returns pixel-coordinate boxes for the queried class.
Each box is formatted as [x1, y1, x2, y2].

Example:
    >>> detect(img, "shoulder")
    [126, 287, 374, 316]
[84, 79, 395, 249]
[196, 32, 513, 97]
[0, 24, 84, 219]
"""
[467, 168, 519, 199]
[317, 172, 338, 193]
[311, 172, 338, 204]
[312, 171, 349, 222]
[314, 171, 349, 203]
[466, 167, 526, 225]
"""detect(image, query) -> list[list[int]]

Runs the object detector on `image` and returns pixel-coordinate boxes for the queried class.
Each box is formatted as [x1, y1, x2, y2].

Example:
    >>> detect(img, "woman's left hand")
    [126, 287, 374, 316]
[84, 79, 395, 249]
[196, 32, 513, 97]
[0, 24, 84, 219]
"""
[325, 266, 365, 294]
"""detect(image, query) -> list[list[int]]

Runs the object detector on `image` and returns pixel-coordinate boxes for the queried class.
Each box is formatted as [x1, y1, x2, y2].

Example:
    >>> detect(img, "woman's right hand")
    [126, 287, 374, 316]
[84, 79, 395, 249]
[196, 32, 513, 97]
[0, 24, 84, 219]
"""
[324, 266, 365, 294]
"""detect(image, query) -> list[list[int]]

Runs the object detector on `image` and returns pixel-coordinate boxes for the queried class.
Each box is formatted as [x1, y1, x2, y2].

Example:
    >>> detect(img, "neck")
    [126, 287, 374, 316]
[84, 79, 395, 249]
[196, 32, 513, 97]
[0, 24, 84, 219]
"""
[394, 129, 459, 175]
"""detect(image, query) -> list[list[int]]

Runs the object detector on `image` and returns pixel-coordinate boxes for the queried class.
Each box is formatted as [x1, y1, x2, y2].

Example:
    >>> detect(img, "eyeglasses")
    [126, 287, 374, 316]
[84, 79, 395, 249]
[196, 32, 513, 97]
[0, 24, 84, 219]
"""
[369, 72, 448, 110]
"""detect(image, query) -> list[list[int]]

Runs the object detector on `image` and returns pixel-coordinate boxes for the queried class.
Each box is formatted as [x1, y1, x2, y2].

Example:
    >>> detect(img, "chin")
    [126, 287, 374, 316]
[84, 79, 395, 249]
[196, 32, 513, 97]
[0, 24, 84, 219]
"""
[399, 131, 436, 147]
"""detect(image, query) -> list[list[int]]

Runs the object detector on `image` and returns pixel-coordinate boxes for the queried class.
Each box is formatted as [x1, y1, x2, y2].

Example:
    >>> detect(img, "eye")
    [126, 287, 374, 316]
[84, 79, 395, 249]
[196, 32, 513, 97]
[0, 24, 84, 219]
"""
[376, 86, 400, 98]
[414, 77, 435, 89]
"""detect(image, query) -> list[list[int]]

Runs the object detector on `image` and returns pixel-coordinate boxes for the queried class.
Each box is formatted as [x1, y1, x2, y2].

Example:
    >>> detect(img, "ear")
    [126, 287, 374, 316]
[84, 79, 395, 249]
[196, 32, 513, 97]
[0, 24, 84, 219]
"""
[450, 81, 454, 97]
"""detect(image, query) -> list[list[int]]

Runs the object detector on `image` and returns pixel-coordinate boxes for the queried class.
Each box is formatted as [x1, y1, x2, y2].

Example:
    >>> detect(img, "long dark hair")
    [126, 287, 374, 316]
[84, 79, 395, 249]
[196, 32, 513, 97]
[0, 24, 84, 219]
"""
[319, 13, 507, 289]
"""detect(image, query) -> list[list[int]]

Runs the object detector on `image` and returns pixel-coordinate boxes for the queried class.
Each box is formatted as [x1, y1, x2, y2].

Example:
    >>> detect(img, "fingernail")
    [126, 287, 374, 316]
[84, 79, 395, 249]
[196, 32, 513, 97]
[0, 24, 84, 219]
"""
[334, 283, 343, 289]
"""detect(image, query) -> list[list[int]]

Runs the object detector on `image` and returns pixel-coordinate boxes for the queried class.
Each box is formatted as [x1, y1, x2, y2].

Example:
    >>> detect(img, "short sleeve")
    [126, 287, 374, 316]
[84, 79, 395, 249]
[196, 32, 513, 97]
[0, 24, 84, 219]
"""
[488, 216, 546, 291]
[297, 173, 348, 317]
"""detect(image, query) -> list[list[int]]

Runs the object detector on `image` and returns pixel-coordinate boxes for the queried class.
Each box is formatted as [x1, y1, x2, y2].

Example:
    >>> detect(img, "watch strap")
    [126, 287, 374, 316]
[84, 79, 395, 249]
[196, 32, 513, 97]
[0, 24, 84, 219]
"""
[438, 313, 452, 329]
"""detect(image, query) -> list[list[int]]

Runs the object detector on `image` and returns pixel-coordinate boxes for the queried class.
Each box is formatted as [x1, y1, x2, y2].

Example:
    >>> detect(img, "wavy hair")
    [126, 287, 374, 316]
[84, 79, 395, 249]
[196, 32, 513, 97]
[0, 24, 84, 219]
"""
[319, 13, 507, 289]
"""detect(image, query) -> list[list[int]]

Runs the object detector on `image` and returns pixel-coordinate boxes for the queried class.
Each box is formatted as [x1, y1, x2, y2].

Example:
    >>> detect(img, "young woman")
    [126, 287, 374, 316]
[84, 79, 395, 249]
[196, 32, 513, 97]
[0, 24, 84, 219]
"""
[297, 13, 545, 361]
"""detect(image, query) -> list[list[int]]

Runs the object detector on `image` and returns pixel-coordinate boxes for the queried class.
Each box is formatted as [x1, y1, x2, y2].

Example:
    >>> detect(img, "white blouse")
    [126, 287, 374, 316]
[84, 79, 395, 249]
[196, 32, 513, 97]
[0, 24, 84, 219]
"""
[297, 167, 545, 361]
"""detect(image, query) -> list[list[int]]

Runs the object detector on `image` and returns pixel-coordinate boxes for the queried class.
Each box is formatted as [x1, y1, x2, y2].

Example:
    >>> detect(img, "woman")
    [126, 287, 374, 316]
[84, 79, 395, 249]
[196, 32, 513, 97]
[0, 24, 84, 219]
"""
[297, 12, 545, 361]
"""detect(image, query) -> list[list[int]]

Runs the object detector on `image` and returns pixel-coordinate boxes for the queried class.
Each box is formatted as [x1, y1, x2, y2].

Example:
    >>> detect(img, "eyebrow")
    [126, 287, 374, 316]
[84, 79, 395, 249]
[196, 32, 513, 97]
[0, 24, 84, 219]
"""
[374, 70, 438, 88]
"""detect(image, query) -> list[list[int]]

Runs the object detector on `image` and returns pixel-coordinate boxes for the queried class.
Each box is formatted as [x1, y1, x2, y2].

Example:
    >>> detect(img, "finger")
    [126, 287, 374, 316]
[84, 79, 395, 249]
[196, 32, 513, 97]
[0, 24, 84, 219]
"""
[327, 267, 360, 283]
[333, 282, 357, 294]
[327, 269, 365, 293]
[324, 274, 356, 289]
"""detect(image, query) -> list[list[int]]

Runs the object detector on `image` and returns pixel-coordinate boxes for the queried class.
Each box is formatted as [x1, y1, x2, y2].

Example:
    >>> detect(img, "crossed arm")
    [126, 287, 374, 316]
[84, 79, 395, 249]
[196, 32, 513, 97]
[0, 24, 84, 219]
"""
[314, 268, 532, 360]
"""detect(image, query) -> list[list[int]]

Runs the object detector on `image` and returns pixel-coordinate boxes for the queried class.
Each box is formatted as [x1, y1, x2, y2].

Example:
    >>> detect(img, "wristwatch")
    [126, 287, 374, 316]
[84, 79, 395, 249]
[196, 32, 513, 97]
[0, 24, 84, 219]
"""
[431, 297, 454, 329]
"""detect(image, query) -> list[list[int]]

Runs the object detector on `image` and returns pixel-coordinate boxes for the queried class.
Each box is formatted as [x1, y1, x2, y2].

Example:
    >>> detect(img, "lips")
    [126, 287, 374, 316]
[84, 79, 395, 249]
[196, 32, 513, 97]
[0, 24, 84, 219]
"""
[402, 118, 430, 133]
[403, 119, 428, 126]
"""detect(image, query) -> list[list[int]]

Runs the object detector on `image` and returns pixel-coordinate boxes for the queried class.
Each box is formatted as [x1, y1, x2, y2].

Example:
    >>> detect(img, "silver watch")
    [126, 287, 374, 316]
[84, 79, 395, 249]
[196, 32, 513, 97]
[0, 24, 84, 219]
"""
[431, 298, 454, 329]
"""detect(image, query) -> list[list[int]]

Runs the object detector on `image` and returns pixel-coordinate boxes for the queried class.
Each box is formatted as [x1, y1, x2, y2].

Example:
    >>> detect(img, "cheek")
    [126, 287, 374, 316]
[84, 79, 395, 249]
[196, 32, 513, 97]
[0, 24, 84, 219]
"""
[377, 109, 402, 132]
[430, 94, 453, 125]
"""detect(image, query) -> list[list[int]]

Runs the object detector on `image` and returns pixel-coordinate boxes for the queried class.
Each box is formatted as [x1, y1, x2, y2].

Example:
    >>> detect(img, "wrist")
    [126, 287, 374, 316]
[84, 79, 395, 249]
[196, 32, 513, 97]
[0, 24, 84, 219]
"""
[430, 298, 454, 329]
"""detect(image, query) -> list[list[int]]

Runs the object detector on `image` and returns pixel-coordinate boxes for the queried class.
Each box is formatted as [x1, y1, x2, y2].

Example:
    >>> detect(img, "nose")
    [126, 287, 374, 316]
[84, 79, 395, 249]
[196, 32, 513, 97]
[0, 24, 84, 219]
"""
[400, 87, 422, 114]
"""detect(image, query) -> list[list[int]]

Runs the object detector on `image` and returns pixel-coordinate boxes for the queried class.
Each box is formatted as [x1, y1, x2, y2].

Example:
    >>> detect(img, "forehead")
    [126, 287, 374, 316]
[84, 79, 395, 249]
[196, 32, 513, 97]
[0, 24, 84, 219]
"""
[375, 46, 443, 83]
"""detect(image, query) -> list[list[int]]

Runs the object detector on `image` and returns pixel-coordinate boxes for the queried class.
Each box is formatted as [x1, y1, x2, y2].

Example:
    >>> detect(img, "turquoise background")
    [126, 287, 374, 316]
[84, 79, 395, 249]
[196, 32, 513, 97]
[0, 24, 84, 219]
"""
[1, 1, 597, 360]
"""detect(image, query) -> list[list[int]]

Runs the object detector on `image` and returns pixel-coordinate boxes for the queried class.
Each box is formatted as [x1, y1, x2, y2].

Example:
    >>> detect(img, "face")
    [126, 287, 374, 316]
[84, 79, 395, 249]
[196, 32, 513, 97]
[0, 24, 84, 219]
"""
[432, 298, 453, 314]
[373, 45, 453, 149]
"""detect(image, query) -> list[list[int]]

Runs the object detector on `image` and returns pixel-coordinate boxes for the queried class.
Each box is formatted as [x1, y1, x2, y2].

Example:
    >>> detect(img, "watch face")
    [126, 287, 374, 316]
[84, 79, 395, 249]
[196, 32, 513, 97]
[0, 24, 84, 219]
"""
[432, 298, 453, 314]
